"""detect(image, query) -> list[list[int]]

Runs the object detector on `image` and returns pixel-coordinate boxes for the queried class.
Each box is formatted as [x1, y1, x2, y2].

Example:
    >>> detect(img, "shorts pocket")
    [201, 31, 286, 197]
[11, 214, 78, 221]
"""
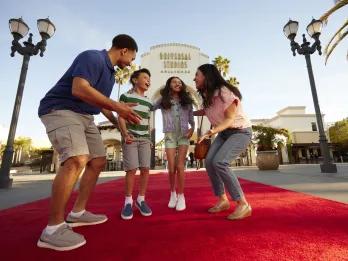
[47, 126, 73, 155]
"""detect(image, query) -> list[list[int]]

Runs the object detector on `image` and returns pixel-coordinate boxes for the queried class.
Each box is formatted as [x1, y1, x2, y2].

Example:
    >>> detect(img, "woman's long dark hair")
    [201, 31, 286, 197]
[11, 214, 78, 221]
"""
[197, 64, 242, 108]
[160, 76, 194, 110]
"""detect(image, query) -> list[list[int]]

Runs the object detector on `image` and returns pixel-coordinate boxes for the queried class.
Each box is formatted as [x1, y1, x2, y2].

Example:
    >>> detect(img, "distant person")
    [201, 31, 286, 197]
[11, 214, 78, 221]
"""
[37, 34, 141, 251]
[118, 68, 153, 220]
[189, 152, 194, 168]
[194, 64, 252, 220]
[153, 76, 195, 211]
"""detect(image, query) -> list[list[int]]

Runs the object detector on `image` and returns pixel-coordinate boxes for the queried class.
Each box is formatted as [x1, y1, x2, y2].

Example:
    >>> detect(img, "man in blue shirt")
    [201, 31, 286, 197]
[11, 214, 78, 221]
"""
[37, 34, 141, 251]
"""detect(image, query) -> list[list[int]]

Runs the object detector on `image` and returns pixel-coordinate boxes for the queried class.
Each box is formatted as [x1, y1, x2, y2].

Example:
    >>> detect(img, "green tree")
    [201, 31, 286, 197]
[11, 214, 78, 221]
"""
[227, 76, 240, 87]
[213, 56, 240, 86]
[320, 0, 348, 64]
[115, 63, 137, 99]
[252, 125, 290, 151]
[329, 118, 348, 150]
[213, 55, 230, 77]
[13, 136, 32, 164]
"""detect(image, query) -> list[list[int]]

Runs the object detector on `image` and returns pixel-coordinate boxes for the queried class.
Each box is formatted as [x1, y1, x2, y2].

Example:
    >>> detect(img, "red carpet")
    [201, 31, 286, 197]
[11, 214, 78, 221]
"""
[0, 170, 347, 261]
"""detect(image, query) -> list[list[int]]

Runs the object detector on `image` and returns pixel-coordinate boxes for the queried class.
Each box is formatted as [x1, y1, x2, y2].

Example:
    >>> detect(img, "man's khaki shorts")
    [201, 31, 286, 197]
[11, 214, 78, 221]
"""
[40, 110, 106, 163]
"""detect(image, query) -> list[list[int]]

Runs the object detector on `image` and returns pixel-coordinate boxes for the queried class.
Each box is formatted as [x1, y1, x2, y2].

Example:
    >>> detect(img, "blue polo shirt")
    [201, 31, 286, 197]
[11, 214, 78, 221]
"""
[38, 49, 115, 116]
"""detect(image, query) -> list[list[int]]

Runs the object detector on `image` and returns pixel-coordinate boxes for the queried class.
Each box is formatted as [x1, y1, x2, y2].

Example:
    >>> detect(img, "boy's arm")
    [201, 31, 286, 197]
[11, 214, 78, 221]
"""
[101, 109, 119, 130]
[118, 116, 134, 144]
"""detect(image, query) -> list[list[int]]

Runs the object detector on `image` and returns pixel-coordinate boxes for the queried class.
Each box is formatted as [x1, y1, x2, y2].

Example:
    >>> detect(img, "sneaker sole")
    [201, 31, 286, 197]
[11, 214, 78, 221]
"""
[135, 204, 152, 217]
[37, 239, 86, 251]
[168, 203, 176, 208]
[66, 217, 108, 228]
[121, 213, 133, 220]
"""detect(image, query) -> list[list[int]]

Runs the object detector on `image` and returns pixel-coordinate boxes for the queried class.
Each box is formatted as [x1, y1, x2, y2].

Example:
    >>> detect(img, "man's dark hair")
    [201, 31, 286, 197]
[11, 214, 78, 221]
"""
[130, 68, 151, 86]
[112, 34, 138, 52]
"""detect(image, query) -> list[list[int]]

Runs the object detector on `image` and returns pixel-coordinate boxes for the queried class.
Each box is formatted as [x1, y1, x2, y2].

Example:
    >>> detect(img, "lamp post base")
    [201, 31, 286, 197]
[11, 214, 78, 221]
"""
[320, 163, 337, 173]
[0, 177, 13, 189]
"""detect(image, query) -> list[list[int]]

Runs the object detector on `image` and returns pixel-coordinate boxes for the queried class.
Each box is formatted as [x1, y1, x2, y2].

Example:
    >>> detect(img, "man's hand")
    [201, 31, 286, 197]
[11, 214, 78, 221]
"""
[186, 128, 194, 139]
[116, 102, 141, 124]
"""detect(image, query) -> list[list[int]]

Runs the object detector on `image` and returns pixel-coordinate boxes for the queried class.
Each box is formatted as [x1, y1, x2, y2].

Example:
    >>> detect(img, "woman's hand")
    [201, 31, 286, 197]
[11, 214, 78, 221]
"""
[198, 129, 213, 144]
[186, 128, 194, 139]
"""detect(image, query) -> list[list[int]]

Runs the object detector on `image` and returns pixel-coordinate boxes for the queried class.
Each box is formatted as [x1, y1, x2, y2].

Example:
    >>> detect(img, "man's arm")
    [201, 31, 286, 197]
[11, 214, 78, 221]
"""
[72, 77, 141, 124]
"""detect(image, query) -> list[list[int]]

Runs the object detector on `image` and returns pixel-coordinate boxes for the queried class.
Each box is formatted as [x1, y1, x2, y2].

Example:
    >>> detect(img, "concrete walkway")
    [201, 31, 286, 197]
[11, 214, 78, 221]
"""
[0, 164, 347, 210]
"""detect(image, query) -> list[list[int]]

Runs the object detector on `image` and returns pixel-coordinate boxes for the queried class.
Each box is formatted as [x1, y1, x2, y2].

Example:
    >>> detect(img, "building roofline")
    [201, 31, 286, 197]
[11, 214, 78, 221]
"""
[277, 106, 306, 115]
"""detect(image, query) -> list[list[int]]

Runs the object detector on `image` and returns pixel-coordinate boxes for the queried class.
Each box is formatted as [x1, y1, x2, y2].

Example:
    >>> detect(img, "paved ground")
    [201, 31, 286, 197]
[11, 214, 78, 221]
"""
[0, 164, 347, 210]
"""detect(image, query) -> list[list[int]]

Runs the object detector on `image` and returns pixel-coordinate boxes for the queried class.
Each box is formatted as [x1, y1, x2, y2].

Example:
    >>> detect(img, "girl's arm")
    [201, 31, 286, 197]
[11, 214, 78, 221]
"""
[188, 105, 195, 129]
[193, 109, 205, 116]
[185, 105, 195, 139]
[151, 98, 162, 111]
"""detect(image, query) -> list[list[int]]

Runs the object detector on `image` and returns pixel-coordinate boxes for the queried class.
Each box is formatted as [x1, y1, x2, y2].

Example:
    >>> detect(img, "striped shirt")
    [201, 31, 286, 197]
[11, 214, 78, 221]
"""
[119, 92, 152, 139]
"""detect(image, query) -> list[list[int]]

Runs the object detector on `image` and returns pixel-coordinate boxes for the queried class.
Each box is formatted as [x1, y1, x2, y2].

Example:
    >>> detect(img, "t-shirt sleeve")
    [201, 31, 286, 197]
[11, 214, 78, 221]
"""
[71, 51, 103, 87]
[221, 87, 240, 111]
[119, 94, 127, 103]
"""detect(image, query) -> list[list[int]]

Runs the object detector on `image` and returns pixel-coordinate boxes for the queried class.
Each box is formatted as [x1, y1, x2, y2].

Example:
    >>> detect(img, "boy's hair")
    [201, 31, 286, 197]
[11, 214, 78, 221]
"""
[129, 68, 151, 87]
[112, 34, 138, 52]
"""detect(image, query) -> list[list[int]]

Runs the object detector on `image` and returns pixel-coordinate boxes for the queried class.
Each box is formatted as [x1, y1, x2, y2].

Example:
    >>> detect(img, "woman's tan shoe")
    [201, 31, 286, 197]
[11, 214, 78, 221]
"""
[208, 201, 230, 213]
[227, 204, 252, 220]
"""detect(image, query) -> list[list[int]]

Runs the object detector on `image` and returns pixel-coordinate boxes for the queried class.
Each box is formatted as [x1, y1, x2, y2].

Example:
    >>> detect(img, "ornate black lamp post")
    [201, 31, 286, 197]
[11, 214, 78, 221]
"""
[0, 17, 56, 188]
[283, 18, 337, 173]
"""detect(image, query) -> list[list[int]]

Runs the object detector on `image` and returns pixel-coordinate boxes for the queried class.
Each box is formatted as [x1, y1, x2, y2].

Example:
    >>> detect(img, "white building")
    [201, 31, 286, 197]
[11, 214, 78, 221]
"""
[99, 43, 210, 169]
[251, 106, 334, 164]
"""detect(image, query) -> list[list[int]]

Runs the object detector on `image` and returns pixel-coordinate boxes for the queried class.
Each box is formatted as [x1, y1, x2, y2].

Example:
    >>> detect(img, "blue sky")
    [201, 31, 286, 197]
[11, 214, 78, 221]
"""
[0, 0, 347, 146]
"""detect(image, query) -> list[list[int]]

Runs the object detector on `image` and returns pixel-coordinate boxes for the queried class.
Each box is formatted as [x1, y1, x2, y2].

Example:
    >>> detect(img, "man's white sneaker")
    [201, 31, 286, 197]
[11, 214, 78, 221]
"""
[176, 194, 186, 211]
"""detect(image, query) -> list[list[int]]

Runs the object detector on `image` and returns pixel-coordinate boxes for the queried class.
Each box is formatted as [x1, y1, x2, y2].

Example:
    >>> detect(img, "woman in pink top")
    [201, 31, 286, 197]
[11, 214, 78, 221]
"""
[194, 64, 252, 220]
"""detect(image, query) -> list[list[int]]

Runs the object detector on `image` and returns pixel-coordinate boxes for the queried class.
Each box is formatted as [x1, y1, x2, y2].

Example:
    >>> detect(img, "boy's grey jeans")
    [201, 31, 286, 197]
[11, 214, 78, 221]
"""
[205, 127, 252, 201]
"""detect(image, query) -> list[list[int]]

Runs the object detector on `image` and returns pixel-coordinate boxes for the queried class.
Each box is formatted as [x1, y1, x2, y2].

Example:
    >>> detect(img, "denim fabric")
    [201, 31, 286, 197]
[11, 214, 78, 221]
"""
[205, 128, 252, 201]
[153, 99, 195, 134]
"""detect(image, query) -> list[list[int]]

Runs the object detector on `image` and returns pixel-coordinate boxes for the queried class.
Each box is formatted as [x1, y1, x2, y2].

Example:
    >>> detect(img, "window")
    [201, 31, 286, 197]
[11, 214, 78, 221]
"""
[311, 122, 318, 131]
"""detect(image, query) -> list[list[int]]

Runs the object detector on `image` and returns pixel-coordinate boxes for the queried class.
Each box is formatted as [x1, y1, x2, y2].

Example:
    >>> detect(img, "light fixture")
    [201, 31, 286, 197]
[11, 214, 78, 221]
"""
[37, 18, 56, 39]
[306, 18, 322, 38]
[9, 18, 29, 39]
[283, 19, 299, 40]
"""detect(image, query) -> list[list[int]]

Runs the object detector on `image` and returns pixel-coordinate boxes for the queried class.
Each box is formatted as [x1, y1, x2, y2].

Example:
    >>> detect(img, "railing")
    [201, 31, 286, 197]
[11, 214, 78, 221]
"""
[105, 160, 123, 171]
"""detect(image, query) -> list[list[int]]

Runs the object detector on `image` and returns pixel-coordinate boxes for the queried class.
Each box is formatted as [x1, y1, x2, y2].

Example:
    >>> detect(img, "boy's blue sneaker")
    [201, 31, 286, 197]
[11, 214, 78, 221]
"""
[135, 201, 152, 216]
[121, 203, 133, 220]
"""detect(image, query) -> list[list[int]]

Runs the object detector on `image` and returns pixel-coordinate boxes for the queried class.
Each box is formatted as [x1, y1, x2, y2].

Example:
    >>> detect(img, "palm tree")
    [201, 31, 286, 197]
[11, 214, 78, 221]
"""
[213, 55, 230, 77]
[13, 137, 32, 164]
[213, 56, 240, 87]
[227, 76, 240, 87]
[114, 63, 137, 99]
[320, 0, 348, 64]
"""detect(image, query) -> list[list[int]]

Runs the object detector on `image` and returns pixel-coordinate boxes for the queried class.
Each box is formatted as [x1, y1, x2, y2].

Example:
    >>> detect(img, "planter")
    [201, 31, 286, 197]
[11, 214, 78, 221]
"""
[256, 150, 279, 170]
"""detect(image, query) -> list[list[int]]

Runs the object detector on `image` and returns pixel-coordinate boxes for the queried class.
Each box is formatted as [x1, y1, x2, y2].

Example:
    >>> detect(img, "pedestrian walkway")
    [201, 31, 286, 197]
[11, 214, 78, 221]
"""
[0, 164, 347, 210]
